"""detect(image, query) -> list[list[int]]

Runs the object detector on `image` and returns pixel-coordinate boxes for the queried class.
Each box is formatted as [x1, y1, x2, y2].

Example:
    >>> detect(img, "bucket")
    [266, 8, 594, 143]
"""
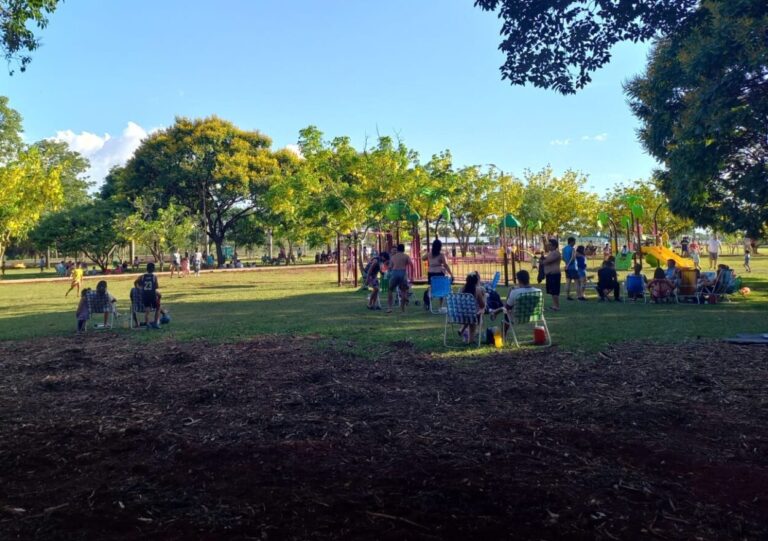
[533, 326, 547, 345]
[492, 327, 503, 348]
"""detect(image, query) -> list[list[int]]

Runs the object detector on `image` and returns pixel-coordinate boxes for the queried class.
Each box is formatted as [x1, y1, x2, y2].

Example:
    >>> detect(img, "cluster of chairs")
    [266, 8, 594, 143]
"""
[80, 288, 167, 331]
[429, 271, 551, 349]
[624, 268, 740, 304]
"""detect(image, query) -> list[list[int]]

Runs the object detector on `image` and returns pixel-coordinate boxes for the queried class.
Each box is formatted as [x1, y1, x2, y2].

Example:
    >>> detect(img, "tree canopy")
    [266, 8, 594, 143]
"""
[625, 0, 768, 238]
[1, 0, 60, 74]
[474, 0, 699, 94]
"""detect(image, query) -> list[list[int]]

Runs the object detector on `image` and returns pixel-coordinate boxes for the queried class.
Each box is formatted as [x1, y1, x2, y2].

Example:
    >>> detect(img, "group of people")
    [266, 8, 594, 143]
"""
[169, 249, 205, 278]
[73, 262, 169, 332]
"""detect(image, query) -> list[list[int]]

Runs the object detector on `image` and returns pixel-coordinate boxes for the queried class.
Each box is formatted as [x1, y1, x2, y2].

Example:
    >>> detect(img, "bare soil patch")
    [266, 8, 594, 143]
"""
[1, 335, 767, 540]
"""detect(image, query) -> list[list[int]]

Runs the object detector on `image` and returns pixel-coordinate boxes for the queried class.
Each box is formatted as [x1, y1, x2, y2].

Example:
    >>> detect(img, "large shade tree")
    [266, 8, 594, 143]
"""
[626, 0, 768, 239]
[1, 0, 61, 74]
[111, 116, 283, 266]
[474, 0, 700, 93]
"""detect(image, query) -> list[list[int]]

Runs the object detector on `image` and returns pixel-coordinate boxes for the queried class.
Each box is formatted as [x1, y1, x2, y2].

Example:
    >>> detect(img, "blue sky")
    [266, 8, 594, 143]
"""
[3, 0, 658, 192]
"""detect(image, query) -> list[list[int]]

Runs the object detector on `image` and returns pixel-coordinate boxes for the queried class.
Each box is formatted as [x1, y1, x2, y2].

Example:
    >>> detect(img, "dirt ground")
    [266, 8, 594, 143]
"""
[1, 335, 767, 540]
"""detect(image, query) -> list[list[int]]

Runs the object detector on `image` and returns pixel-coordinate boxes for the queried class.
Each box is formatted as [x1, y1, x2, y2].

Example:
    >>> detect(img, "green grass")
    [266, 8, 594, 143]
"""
[0, 255, 765, 356]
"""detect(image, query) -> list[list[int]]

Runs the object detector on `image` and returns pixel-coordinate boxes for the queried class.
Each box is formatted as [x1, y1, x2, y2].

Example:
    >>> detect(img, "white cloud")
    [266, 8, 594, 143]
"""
[581, 133, 608, 142]
[284, 143, 303, 158]
[51, 121, 154, 189]
[549, 139, 571, 146]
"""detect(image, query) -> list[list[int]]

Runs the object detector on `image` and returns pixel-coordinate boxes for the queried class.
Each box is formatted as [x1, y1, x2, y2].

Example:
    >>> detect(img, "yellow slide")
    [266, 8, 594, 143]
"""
[641, 245, 693, 269]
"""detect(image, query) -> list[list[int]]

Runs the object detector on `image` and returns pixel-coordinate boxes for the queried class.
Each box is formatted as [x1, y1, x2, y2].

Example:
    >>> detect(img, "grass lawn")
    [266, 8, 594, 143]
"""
[0, 254, 765, 355]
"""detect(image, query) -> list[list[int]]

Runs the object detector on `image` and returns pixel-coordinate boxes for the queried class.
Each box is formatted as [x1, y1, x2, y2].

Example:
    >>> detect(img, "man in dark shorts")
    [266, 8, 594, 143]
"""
[541, 238, 562, 311]
[135, 262, 161, 329]
[387, 244, 412, 313]
[562, 236, 578, 300]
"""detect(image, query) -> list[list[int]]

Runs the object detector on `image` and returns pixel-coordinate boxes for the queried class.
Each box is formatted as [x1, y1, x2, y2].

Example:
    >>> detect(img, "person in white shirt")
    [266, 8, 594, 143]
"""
[491, 269, 539, 335]
[707, 235, 722, 269]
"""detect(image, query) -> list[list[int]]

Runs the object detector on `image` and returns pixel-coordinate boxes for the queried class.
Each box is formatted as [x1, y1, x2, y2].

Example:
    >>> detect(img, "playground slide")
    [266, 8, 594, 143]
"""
[641, 245, 693, 269]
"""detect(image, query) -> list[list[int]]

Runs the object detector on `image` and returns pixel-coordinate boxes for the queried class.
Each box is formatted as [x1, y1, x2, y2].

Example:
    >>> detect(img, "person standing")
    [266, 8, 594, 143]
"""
[422, 239, 454, 311]
[707, 235, 722, 270]
[562, 237, 577, 300]
[387, 244, 412, 313]
[541, 239, 562, 311]
[170, 249, 181, 278]
[193, 248, 203, 277]
[744, 249, 752, 273]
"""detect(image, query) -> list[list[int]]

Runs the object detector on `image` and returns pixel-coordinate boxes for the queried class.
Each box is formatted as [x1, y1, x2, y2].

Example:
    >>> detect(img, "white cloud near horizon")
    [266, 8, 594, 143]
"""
[581, 133, 608, 142]
[549, 139, 571, 146]
[51, 122, 155, 188]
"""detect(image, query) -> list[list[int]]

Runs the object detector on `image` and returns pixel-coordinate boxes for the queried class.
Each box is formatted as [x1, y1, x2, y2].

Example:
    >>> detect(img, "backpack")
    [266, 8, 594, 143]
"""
[486, 290, 503, 311]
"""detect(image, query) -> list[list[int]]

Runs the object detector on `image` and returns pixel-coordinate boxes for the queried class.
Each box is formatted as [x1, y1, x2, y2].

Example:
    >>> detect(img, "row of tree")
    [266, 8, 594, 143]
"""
[2, 97, 702, 273]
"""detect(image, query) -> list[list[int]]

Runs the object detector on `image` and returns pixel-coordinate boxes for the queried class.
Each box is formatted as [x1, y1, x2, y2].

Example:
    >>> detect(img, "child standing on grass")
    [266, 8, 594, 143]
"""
[65, 262, 85, 297]
[575, 245, 588, 301]
[744, 249, 751, 273]
[76, 288, 92, 332]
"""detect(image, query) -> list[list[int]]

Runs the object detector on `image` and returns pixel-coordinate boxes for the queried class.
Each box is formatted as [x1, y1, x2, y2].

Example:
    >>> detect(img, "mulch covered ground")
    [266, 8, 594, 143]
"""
[1, 335, 767, 540]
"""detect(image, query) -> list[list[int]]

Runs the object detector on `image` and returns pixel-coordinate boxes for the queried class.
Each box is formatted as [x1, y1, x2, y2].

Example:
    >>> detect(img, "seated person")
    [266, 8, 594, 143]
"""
[133, 262, 162, 329]
[665, 259, 680, 288]
[648, 267, 675, 303]
[597, 260, 621, 301]
[626, 263, 648, 301]
[94, 280, 118, 327]
[492, 270, 538, 334]
[459, 271, 487, 343]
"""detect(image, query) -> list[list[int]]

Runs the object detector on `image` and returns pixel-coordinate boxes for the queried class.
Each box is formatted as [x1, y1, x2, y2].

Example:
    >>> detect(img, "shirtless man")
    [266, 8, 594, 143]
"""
[387, 244, 412, 313]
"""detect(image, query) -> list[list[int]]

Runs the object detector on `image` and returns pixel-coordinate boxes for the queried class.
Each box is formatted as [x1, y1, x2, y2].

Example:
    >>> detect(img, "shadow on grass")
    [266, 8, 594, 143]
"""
[1, 283, 767, 359]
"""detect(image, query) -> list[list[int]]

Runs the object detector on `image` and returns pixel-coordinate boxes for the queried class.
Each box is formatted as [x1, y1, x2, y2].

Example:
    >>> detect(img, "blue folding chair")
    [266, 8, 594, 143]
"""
[444, 293, 484, 347]
[429, 276, 453, 314]
[625, 274, 649, 303]
[485, 271, 501, 292]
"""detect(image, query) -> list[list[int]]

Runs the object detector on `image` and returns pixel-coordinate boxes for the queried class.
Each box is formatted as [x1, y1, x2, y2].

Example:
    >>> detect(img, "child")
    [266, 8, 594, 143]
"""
[690, 245, 701, 270]
[626, 263, 648, 301]
[744, 249, 751, 273]
[575, 245, 587, 301]
[65, 262, 85, 297]
[648, 267, 675, 303]
[95, 280, 118, 328]
[76, 288, 92, 332]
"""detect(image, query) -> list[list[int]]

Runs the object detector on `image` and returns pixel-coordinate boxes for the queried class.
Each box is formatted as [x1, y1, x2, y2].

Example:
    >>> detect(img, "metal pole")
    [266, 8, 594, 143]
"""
[336, 233, 341, 286]
[353, 232, 358, 288]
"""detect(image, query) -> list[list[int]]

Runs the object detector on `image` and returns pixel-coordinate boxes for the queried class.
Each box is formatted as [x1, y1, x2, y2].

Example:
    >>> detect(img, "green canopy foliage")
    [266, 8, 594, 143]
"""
[0, 0, 61, 74]
[626, 0, 768, 239]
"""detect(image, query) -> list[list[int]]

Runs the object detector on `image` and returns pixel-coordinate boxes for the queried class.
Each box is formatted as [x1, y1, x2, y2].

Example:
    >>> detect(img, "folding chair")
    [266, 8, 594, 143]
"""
[675, 269, 700, 304]
[485, 271, 501, 292]
[444, 293, 484, 347]
[429, 276, 452, 314]
[624, 275, 649, 303]
[130, 287, 147, 329]
[85, 291, 114, 330]
[506, 290, 551, 347]
[702, 269, 733, 303]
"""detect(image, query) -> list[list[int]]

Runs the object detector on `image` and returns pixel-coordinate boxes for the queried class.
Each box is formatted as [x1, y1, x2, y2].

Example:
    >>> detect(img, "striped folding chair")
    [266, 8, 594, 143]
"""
[444, 293, 483, 347]
[85, 291, 114, 330]
[429, 276, 453, 314]
[507, 290, 551, 347]
[130, 287, 147, 329]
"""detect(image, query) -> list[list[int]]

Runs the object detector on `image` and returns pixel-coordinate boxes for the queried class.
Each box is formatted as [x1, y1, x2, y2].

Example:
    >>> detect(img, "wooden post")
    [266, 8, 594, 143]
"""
[503, 250, 509, 287]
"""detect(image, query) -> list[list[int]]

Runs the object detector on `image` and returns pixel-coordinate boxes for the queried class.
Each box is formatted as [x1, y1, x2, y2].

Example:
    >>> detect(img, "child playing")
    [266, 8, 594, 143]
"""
[65, 262, 85, 297]
[575, 245, 587, 301]
[76, 288, 92, 332]
[648, 267, 675, 303]
[744, 249, 751, 273]
[690, 245, 701, 270]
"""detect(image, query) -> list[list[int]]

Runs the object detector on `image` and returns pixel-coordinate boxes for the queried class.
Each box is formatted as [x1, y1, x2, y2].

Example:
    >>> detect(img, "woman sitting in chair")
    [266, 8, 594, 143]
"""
[648, 267, 675, 303]
[458, 271, 486, 343]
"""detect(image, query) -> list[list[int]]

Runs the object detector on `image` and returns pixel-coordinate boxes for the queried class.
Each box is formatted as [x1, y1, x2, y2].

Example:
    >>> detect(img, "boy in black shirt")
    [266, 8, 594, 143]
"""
[597, 260, 622, 302]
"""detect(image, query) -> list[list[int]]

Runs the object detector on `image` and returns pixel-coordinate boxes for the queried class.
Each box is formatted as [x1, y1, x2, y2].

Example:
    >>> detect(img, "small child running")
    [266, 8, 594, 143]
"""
[65, 262, 85, 297]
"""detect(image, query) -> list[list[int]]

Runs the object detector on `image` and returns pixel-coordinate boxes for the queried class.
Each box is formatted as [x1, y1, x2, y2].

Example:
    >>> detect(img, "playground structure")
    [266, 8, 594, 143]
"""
[597, 196, 694, 270]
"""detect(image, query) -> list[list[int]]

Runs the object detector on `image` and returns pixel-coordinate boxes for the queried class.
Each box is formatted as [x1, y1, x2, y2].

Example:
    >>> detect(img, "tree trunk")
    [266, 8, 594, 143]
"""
[214, 237, 225, 267]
